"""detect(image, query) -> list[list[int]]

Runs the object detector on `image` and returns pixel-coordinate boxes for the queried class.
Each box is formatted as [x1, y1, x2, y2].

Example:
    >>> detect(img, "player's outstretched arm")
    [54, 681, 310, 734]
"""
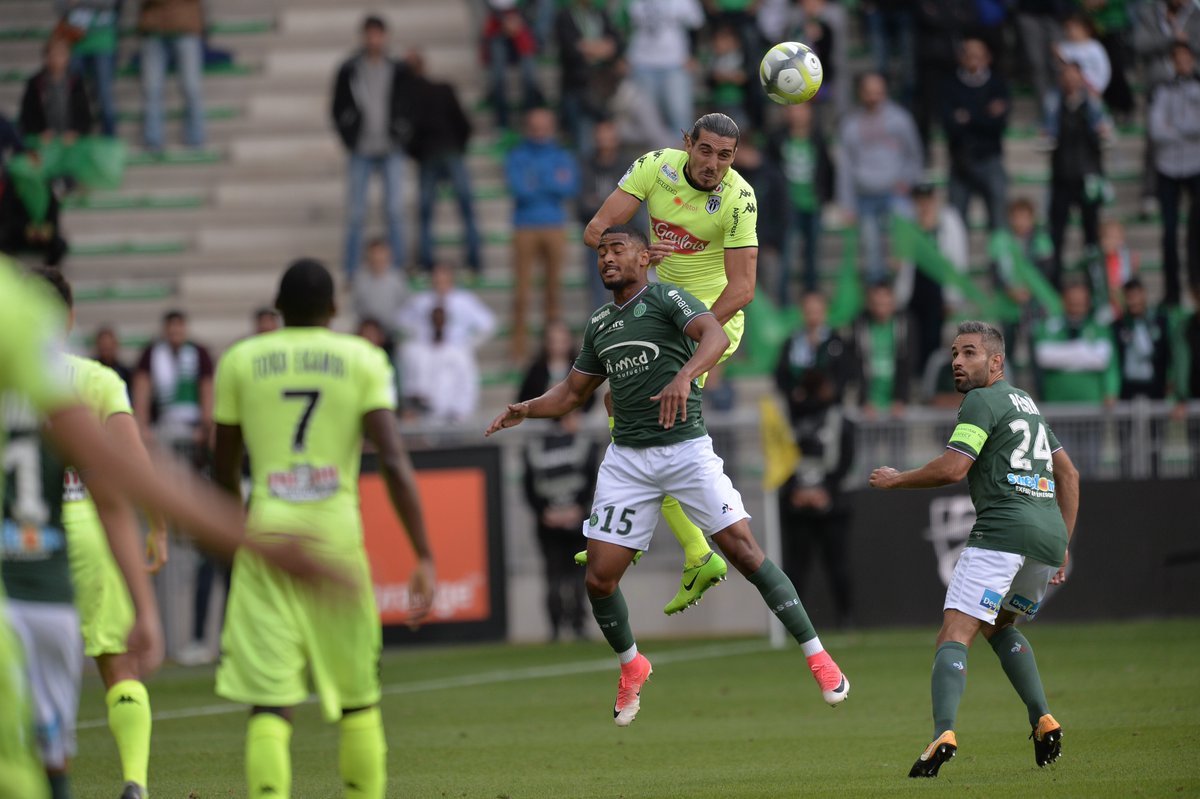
[106, 412, 169, 573]
[485, 370, 606, 436]
[584, 188, 641, 249]
[651, 314, 730, 429]
[50, 408, 351, 588]
[1050, 447, 1079, 585]
[709, 247, 758, 326]
[84, 414, 166, 676]
[364, 409, 436, 626]
[869, 449, 973, 490]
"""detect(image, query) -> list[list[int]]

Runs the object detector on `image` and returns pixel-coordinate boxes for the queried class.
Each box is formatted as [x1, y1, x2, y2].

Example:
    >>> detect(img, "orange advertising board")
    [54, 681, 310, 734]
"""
[359, 468, 490, 625]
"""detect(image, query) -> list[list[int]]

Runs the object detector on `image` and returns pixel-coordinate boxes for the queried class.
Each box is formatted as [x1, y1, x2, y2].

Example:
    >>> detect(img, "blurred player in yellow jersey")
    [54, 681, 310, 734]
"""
[0, 258, 345, 799]
[25, 268, 168, 799]
[212, 259, 436, 799]
[583, 112, 758, 614]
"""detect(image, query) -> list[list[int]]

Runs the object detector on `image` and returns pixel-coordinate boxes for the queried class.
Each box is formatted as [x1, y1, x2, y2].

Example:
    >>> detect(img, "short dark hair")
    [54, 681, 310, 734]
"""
[1170, 40, 1194, 57]
[1008, 197, 1036, 216]
[688, 112, 740, 145]
[366, 237, 387, 250]
[1123, 277, 1144, 293]
[275, 258, 335, 324]
[33, 266, 72, 309]
[956, 320, 1005, 357]
[362, 14, 386, 32]
[599, 224, 649, 249]
[855, 70, 886, 92]
[163, 309, 186, 324]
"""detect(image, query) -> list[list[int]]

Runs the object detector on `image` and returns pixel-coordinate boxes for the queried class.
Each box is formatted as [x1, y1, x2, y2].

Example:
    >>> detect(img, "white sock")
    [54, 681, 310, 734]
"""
[617, 644, 638, 665]
[801, 636, 824, 658]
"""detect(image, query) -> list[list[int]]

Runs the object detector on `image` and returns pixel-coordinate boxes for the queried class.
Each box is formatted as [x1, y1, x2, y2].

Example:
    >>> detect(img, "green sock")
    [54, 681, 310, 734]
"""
[106, 679, 151, 788]
[246, 712, 291, 798]
[747, 558, 816, 645]
[661, 495, 712, 567]
[932, 642, 970, 738]
[589, 588, 635, 654]
[989, 626, 1051, 727]
[48, 773, 70, 799]
[339, 707, 387, 799]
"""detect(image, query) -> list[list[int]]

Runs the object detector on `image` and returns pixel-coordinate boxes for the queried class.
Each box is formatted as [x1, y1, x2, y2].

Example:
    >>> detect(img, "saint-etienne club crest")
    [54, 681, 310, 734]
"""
[633, 302, 647, 318]
[706, 195, 721, 214]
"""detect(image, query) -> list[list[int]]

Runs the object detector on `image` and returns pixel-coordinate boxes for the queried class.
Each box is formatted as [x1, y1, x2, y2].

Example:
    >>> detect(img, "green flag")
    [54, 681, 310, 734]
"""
[828, 226, 863, 327]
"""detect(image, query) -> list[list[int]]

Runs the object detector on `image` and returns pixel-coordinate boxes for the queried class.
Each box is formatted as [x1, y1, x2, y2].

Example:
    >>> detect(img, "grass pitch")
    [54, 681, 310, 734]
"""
[72, 619, 1200, 798]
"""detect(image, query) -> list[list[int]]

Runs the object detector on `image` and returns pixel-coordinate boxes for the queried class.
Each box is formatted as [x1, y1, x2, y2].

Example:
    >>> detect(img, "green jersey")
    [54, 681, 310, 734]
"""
[213, 328, 397, 551]
[946, 380, 1069, 567]
[574, 283, 712, 448]
[61, 355, 133, 530]
[618, 148, 758, 307]
[0, 261, 75, 604]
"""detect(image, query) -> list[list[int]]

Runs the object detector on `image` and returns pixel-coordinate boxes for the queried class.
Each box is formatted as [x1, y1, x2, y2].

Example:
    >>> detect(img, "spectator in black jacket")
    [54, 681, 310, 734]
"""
[576, 120, 644, 309]
[1015, 0, 1070, 108]
[19, 36, 93, 141]
[851, 280, 918, 419]
[406, 49, 482, 275]
[943, 37, 1009, 231]
[518, 320, 598, 640]
[522, 409, 598, 642]
[1186, 285, 1200, 400]
[777, 367, 856, 630]
[732, 134, 789, 305]
[1045, 60, 1111, 287]
[331, 15, 416, 281]
[554, 0, 621, 153]
[775, 290, 853, 420]
[91, 325, 133, 393]
[912, 0, 978, 150]
[1112, 278, 1173, 400]
[774, 102, 833, 296]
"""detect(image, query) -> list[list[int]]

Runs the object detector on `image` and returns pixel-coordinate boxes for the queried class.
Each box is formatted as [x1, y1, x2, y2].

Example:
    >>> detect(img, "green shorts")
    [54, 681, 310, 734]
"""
[65, 505, 134, 658]
[215, 545, 381, 723]
[0, 604, 51, 799]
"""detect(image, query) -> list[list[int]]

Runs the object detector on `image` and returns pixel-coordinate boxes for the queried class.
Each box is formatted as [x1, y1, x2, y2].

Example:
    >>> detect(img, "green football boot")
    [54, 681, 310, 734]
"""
[663, 552, 728, 615]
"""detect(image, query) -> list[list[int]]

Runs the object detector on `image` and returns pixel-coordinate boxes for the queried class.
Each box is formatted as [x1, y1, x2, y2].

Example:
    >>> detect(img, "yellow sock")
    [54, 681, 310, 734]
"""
[246, 712, 291, 798]
[106, 680, 151, 788]
[339, 707, 387, 799]
[661, 495, 712, 567]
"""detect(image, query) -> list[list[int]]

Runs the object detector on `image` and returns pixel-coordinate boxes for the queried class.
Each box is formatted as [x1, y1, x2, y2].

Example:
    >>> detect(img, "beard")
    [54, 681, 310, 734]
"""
[601, 274, 630, 291]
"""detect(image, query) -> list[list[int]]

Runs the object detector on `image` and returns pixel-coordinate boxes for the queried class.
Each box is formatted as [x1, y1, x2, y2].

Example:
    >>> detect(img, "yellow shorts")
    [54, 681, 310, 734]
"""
[215, 545, 381, 722]
[65, 505, 134, 658]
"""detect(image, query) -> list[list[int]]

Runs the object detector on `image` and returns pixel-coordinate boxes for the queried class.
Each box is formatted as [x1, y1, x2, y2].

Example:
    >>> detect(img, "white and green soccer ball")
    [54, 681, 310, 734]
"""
[759, 41, 824, 105]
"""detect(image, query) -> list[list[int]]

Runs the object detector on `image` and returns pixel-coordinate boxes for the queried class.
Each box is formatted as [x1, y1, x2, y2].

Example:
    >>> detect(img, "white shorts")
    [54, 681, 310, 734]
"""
[5, 600, 82, 768]
[583, 435, 750, 552]
[943, 547, 1057, 624]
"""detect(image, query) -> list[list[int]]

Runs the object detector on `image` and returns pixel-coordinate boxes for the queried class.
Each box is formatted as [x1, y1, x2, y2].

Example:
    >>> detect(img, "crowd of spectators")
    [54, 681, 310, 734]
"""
[5, 1, 1200, 443]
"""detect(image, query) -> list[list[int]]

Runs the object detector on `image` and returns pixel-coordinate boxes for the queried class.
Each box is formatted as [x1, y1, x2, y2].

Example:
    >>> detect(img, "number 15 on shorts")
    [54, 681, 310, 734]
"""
[590, 505, 635, 536]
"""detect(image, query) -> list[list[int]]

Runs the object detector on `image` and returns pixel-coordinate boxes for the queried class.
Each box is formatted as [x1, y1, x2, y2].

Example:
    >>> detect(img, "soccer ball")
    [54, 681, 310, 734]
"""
[759, 42, 824, 105]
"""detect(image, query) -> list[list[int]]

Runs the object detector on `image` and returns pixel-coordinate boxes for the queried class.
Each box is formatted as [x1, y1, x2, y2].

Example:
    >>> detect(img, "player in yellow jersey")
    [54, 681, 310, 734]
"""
[27, 269, 168, 799]
[582, 112, 759, 614]
[212, 259, 436, 799]
[0, 259, 344, 799]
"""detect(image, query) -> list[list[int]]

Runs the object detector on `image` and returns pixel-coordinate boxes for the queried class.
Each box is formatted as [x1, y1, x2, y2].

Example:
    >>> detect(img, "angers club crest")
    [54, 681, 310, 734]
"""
[706, 195, 721, 214]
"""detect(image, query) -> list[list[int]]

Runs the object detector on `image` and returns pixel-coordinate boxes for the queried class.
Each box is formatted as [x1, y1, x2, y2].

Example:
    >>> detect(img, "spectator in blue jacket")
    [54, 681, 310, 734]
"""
[505, 107, 579, 361]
